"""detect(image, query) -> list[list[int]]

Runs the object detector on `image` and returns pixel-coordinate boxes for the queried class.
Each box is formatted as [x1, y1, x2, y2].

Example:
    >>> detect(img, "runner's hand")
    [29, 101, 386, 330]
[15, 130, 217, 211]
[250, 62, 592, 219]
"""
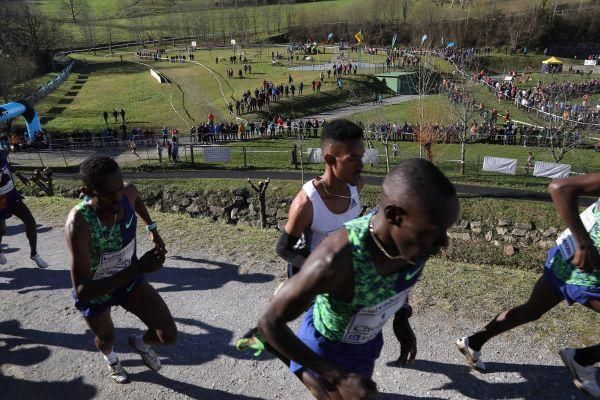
[135, 248, 166, 273]
[573, 240, 600, 273]
[395, 327, 417, 366]
[149, 230, 167, 255]
[336, 373, 377, 400]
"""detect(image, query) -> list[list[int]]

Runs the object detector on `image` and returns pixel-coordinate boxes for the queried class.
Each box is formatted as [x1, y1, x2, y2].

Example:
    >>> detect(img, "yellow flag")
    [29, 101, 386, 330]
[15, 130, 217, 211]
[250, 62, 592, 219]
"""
[354, 30, 364, 43]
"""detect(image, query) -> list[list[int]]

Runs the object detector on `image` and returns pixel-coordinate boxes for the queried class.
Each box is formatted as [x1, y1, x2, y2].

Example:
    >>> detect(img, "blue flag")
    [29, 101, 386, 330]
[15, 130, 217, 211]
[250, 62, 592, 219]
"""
[447, 41, 455, 48]
[327, 32, 333, 41]
[391, 33, 397, 49]
[421, 34, 428, 45]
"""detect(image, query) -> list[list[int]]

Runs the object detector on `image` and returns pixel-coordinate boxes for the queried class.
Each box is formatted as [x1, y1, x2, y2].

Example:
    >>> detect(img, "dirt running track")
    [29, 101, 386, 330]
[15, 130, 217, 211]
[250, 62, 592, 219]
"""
[0, 217, 590, 399]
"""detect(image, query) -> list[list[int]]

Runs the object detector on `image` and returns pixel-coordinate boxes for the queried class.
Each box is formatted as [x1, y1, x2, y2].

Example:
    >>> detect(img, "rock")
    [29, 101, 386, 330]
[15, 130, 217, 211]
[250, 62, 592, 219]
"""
[504, 244, 516, 256]
[492, 240, 500, 247]
[496, 227, 508, 236]
[210, 206, 225, 217]
[471, 227, 482, 234]
[171, 205, 183, 213]
[276, 209, 289, 219]
[527, 231, 539, 243]
[230, 207, 240, 220]
[186, 204, 201, 216]
[538, 240, 555, 249]
[544, 227, 558, 238]
[448, 232, 471, 241]
[485, 231, 493, 241]
[498, 219, 512, 227]
[277, 219, 288, 231]
[180, 198, 192, 208]
[470, 221, 482, 229]
[511, 228, 528, 237]
[153, 202, 163, 212]
[163, 191, 174, 201]
[456, 219, 469, 229]
[515, 222, 532, 231]
[266, 207, 277, 217]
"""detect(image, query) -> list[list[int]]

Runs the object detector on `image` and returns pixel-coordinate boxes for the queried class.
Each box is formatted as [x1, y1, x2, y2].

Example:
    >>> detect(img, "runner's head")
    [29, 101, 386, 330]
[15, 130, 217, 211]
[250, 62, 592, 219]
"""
[80, 155, 124, 214]
[380, 158, 458, 262]
[320, 119, 364, 185]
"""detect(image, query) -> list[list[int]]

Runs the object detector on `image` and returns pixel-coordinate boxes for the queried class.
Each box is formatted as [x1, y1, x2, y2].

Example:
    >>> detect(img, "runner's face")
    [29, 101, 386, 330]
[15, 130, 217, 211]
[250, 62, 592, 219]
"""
[90, 171, 125, 215]
[392, 196, 459, 262]
[330, 139, 364, 185]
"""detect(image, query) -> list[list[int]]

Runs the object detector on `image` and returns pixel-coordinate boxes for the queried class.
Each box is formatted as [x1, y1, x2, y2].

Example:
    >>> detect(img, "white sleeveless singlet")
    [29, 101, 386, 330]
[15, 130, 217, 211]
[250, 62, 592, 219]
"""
[301, 180, 361, 251]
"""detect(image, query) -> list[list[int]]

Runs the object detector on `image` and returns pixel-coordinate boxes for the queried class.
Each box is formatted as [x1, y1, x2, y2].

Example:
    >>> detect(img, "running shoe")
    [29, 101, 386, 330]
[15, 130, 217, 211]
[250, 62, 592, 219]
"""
[236, 327, 266, 356]
[128, 335, 161, 372]
[456, 337, 486, 372]
[30, 254, 48, 269]
[0, 253, 7, 265]
[107, 361, 129, 384]
[559, 348, 600, 398]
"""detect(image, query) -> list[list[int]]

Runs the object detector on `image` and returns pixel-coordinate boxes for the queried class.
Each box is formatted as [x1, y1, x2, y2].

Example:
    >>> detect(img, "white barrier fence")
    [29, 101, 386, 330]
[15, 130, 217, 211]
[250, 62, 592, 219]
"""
[482, 156, 517, 175]
[533, 161, 571, 178]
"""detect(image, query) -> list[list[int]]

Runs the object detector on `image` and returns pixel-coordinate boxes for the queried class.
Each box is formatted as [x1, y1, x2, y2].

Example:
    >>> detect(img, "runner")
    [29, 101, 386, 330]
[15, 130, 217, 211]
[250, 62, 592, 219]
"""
[0, 148, 48, 268]
[256, 159, 459, 399]
[279, 118, 364, 279]
[237, 119, 364, 356]
[456, 173, 600, 398]
[65, 155, 177, 383]
[128, 138, 141, 160]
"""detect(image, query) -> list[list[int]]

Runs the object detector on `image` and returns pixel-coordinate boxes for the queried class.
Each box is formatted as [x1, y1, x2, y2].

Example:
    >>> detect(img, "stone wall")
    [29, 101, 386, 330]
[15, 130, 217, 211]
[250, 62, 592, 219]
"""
[56, 185, 560, 256]
[447, 218, 558, 255]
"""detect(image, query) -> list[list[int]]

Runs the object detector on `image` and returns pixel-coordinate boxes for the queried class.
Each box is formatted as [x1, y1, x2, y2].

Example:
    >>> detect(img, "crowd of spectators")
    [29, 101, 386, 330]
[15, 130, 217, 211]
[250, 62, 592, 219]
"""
[475, 72, 600, 124]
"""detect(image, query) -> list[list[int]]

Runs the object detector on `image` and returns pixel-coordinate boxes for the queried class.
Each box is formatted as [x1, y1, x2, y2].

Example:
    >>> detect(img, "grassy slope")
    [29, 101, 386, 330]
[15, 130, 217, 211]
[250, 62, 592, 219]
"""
[25, 194, 599, 347]
[33, 47, 391, 133]
[32, 0, 596, 46]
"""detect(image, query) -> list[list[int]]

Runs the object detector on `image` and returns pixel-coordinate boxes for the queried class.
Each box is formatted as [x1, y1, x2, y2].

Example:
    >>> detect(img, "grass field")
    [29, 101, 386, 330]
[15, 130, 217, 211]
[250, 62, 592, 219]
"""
[33, 48, 390, 133]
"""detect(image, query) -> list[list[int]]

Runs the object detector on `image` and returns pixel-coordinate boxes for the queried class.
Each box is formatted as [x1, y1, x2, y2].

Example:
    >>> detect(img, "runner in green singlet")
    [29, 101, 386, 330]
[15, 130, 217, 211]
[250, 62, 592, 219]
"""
[457, 173, 600, 399]
[66, 155, 177, 383]
[256, 159, 459, 399]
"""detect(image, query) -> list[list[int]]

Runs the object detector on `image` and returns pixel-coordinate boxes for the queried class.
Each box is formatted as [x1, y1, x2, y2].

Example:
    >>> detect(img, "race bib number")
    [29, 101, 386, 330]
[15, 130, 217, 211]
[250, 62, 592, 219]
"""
[93, 239, 136, 280]
[342, 289, 409, 345]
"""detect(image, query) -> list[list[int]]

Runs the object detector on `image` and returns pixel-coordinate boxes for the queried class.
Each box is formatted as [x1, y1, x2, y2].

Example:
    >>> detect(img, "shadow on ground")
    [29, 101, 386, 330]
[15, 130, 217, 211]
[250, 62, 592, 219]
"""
[384, 359, 585, 399]
[156, 256, 273, 292]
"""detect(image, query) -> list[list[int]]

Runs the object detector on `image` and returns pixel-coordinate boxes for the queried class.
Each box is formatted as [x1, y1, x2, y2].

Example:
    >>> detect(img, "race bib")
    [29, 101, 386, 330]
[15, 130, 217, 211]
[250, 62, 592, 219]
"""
[93, 239, 136, 280]
[556, 202, 599, 260]
[342, 288, 409, 345]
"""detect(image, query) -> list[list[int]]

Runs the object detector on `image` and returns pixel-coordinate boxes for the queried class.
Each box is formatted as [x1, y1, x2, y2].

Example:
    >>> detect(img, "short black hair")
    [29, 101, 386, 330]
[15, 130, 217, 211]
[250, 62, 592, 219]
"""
[320, 119, 363, 146]
[80, 155, 120, 189]
[383, 158, 456, 214]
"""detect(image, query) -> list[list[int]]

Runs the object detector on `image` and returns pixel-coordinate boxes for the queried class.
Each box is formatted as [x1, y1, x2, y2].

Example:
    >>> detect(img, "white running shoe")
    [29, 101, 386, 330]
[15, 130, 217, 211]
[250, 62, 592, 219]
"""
[560, 348, 600, 398]
[107, 361, 129, 384]
[0, 253, 7, 265]
[31, 254, 48, 269]
[456, 337, 487, 372]
[128, 335, 161, 372]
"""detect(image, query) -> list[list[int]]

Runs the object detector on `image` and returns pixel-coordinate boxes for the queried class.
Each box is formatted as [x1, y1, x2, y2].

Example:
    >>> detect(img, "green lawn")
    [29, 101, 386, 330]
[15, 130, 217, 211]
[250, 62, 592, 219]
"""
[33, 49, 389, 133]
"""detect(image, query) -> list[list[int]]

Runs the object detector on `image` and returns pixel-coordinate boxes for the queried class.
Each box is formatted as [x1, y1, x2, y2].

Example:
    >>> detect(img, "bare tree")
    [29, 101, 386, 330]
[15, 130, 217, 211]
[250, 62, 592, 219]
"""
[62, 0, 85, 24]
[448, 81, 479, 175]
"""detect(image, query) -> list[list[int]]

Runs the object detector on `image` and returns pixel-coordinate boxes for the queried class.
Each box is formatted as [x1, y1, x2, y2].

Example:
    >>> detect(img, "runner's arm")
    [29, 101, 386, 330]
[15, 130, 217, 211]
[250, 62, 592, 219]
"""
[125, 183, 166, 254]
[259, 230, 350, 385]
[550, 173, 600, 271]
[66, 209, 142, 302]
[276, 190, 313, 267]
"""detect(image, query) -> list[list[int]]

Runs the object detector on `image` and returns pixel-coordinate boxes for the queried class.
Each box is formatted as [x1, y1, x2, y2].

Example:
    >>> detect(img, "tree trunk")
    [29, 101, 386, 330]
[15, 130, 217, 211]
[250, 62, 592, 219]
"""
[460, 140, 465, 176]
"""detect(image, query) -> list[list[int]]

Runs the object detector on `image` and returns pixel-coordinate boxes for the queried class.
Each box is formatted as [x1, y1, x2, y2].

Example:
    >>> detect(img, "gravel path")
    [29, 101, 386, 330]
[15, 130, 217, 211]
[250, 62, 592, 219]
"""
[0, 216, 590, 400]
